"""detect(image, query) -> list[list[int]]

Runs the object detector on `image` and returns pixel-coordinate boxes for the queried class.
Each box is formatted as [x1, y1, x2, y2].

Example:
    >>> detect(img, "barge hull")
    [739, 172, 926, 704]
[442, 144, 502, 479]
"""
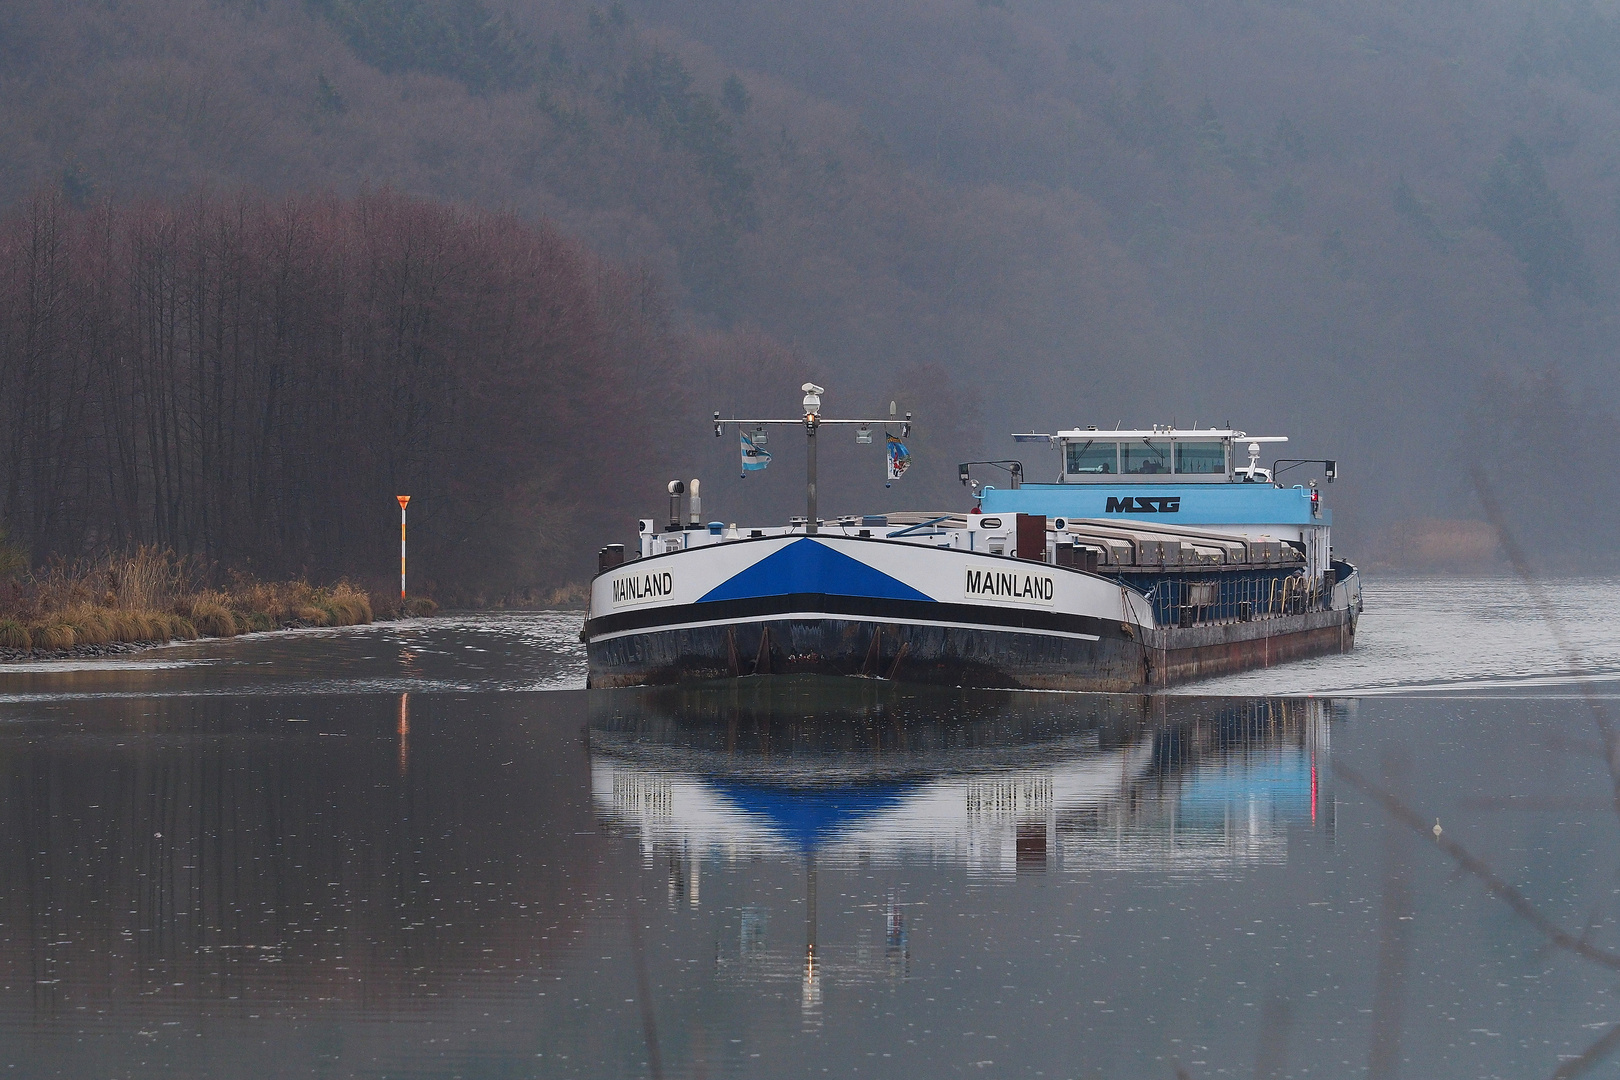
[586, 606, 1355, 692]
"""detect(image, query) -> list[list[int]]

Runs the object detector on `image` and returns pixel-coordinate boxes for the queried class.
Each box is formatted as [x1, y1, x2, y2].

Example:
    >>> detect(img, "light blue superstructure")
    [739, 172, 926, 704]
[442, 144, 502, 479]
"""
[959, 424, 1338, 581]
[980, 483, 1325, 526]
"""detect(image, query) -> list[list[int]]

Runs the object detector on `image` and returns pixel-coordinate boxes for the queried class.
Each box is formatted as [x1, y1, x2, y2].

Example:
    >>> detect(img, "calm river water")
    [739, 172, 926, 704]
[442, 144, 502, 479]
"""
[4, 576, 1620, 1079]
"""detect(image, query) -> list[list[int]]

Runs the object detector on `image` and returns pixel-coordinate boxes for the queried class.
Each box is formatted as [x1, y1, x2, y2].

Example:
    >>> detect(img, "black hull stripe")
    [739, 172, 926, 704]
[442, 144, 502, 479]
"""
[584, 593, 1128, 641]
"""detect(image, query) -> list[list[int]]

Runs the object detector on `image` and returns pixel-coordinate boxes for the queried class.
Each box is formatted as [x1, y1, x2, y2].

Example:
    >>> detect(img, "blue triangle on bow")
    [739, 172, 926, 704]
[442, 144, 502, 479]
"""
[698, 537, 935, 604]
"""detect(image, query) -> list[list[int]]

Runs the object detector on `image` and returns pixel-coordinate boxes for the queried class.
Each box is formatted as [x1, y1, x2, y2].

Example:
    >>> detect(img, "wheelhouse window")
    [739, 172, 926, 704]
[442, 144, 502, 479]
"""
[1173, 440, 1227, 475]
[1065, 440, 1118, 475]
[1122, 439, 1170, 475]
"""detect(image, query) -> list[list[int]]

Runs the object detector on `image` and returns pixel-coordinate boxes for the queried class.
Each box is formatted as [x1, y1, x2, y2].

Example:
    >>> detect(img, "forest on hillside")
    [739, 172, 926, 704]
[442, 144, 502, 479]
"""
[0, 189, 686, 595]
[4, 0, 1620, 580]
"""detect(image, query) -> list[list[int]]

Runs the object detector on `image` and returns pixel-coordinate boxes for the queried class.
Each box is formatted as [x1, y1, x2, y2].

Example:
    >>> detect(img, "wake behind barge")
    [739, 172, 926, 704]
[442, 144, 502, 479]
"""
[585, 394, 1360, 692]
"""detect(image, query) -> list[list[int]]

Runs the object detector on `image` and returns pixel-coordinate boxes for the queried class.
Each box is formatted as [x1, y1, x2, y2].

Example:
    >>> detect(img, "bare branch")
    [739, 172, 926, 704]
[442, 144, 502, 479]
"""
[1334, 761, 1620, 973]
[1550, 1022, 1620, 1080]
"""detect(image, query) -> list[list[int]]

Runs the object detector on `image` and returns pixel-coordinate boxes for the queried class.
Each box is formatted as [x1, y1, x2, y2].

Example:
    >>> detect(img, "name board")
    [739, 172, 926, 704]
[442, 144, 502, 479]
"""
[612, 570, 675, 606]
[965, 566, 1055, 606]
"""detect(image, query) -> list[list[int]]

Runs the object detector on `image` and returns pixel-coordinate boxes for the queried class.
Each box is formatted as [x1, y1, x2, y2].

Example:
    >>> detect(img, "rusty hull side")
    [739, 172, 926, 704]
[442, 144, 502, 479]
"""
[1144, 607, 1356, 686]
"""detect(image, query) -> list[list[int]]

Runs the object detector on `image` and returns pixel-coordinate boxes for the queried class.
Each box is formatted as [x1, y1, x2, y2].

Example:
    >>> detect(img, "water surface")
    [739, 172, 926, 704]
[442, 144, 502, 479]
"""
[2, 579, 1617, 1078]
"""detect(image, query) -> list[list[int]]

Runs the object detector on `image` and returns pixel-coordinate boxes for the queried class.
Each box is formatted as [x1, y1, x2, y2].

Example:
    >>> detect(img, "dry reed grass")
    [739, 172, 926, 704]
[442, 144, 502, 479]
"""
[544, 583, 588, 608]
[0, 547, 379, 654]
[188, 595, 238, 638]
[31, 624, 75, 650]
[0, 620, 31, 650]
[221, 578, 374, 629]
[372, 594, 439, 619]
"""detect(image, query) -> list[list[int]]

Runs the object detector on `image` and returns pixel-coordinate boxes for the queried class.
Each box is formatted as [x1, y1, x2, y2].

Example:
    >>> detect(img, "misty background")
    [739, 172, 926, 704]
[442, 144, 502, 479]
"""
[2, 0, 1616, 594]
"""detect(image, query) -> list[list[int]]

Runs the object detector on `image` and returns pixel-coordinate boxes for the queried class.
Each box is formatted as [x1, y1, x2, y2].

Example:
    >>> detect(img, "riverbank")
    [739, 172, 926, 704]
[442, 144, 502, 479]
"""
[0, 548, 436, 658]
[0, 611, 436, 663]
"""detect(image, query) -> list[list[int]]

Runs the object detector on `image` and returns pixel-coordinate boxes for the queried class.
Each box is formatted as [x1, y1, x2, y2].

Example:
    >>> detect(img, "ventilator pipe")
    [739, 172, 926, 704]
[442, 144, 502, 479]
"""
[667, 480, 685, 531]
[689, 478, 702, 525]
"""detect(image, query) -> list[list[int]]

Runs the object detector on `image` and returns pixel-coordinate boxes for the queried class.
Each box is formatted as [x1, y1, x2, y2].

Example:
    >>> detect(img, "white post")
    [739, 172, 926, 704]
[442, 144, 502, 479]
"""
[396, 495, 411, 601]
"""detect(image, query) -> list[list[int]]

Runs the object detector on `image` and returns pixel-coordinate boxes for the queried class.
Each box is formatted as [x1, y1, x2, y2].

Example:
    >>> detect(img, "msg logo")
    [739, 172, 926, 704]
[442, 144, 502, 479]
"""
[1104, 496, 1181, 514]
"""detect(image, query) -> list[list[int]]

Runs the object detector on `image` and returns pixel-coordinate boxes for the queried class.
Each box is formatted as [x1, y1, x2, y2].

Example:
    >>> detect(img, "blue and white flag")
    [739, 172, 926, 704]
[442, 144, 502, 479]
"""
[885, 433, 910, 487]
[740, 431, 772, 476]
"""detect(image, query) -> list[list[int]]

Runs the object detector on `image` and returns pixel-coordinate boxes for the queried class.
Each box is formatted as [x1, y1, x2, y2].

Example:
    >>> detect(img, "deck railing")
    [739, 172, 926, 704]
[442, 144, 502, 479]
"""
[1130, 569, 1327, 627]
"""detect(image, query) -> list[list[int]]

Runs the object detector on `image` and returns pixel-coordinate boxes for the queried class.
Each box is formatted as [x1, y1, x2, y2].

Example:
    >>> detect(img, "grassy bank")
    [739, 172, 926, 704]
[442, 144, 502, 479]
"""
[0, 547, 432, 654]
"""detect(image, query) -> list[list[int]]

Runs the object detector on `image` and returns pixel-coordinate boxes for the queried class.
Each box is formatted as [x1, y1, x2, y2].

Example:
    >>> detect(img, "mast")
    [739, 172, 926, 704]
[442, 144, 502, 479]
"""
[803, 383, 821, 533]
[713, 382, 909, 533]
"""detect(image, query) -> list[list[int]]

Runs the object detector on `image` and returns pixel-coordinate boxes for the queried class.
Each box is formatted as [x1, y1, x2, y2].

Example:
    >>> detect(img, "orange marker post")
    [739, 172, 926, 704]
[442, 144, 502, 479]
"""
[396, 496, 411, 601]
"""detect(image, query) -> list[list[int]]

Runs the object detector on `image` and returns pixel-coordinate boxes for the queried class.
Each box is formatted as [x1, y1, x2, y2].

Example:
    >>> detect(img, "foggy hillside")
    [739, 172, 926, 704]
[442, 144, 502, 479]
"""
[4, 0, 1618, 578]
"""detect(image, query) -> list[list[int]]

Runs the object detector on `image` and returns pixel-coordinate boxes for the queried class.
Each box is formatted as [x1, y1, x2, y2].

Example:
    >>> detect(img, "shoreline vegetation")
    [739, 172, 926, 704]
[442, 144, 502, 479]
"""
[0, 547, 436, 659]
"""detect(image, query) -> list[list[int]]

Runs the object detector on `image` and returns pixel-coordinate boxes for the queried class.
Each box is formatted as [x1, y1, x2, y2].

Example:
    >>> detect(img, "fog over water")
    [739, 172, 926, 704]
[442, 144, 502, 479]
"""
[4, 582, 1620, 1078]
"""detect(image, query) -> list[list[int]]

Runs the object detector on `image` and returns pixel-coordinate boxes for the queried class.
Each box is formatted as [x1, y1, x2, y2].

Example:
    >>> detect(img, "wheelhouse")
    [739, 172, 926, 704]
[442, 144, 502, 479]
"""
[1014, 427, 1288, 484]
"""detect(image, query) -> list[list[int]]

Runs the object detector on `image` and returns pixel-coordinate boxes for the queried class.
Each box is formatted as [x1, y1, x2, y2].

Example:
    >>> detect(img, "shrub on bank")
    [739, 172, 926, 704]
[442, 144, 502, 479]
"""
[31, 624, 75, 650]
[323, 584, 373, 625]
[371, 594, 437, 619]
[188, 597, 238, 638]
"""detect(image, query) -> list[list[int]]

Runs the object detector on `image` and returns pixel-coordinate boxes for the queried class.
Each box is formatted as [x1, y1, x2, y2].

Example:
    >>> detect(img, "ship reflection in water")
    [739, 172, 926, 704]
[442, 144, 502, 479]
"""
[590, 681, 1338, 1018]
[592, 681, 1334, 875]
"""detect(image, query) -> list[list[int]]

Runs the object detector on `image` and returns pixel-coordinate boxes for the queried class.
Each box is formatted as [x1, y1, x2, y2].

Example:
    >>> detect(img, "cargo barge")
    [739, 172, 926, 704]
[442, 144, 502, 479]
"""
[584, 385, 1360, 691]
